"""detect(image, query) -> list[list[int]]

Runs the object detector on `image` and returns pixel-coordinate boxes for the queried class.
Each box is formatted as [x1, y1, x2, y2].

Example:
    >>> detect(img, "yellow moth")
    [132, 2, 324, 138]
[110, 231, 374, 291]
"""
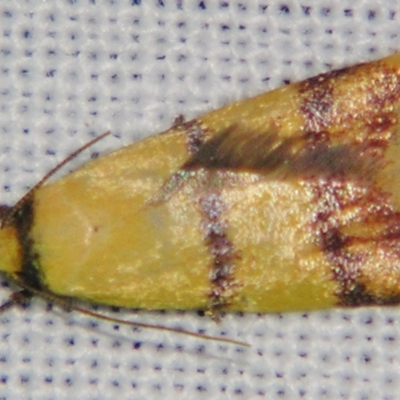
[2, 53, 400, 342]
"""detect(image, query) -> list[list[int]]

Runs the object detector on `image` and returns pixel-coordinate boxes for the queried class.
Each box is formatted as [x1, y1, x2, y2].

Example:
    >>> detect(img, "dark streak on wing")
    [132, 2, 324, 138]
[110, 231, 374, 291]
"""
[12, 196, 45, 291]
[183, 125, 378, 181]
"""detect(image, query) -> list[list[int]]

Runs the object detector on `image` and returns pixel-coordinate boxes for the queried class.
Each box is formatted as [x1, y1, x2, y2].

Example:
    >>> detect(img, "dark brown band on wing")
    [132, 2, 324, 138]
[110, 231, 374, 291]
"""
[12, 196, 44, 291]
[198, 191, 239, 312]
[184, 122, 240, 312]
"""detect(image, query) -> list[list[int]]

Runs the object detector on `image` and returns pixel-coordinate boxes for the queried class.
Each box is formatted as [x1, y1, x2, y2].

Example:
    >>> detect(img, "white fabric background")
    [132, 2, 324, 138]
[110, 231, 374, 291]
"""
[0, 1, 400, 399]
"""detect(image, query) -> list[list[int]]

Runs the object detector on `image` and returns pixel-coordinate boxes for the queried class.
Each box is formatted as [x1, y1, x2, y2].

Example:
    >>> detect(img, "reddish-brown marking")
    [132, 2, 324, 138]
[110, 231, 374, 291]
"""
[299, 67, 351, 137]
[169, 123, 242, 313]
[198, 192, 239, 312]
[184, 120, 207, 155]
[299, 60, 400, 306]
[311, 178, 400, 306]
[149, 121, 208, 204]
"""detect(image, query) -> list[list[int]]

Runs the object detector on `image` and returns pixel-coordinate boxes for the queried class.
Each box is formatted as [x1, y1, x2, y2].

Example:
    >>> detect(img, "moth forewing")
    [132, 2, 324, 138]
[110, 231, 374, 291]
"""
[1, 53, 400, 341]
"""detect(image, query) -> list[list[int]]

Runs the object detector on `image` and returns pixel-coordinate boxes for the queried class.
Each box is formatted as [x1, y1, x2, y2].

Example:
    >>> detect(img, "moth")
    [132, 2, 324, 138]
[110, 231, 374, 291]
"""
[1, 53, 400, 342]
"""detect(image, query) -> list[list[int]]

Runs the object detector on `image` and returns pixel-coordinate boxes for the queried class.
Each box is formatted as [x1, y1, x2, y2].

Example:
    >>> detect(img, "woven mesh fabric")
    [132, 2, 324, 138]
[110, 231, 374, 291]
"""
[1, 1, 400, 399]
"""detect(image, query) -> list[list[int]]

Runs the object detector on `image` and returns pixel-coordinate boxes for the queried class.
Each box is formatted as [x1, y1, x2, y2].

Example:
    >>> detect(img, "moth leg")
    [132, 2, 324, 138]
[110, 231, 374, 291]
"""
[205, 307, 222, 322]
[0, 289, 32, 313]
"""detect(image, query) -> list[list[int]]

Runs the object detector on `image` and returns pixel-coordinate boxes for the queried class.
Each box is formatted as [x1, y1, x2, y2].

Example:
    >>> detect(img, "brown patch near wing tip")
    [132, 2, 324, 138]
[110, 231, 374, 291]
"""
[299, 66, 352, 134]
[299, 59, 400, 307]
[199, 192, 240, 313]
[299, 60, 400, 144]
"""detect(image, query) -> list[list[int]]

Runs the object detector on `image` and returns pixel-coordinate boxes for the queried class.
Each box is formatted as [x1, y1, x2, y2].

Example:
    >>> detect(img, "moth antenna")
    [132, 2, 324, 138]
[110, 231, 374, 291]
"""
[1, 131, 111, 227]
[72, 304, 249, 346]
[7, 281, 249, 347]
